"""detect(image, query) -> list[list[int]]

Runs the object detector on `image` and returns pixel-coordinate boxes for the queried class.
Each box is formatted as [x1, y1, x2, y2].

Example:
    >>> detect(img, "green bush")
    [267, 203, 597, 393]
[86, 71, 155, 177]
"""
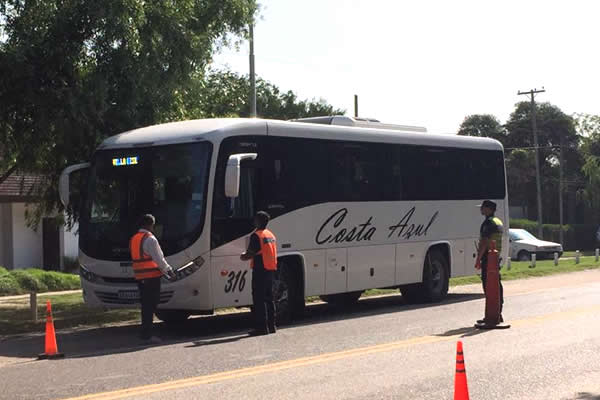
[0, 271, 21, 296]
[0, 268, 80, 296]
[510, 219, 598, 251]
[36, 270, 79, 291]
[10, 270, 46, 292]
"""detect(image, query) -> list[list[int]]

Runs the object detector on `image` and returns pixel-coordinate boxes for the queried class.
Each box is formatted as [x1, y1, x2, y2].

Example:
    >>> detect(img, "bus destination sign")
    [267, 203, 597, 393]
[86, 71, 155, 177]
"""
[112, 156, 139, 166]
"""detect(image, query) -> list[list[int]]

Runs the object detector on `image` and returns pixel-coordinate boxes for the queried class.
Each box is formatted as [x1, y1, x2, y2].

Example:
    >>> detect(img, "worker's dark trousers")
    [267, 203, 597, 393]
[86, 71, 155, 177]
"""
[481, 255, 504, 314]
[137, 277, 161, 339]
[252, 267, 275, 330]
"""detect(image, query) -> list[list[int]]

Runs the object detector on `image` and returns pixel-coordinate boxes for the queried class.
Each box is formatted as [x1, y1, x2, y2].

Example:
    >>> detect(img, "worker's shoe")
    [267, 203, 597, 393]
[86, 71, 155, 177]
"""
[248, 328, 269, 337]
[268, 323, 277, 334]
[476, 314, 503, 324]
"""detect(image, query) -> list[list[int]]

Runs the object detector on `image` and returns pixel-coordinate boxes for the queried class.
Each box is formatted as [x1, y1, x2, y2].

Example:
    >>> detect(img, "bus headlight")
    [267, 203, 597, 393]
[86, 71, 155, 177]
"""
[165, 256, 205, 282]
[79, 265, 100, 283]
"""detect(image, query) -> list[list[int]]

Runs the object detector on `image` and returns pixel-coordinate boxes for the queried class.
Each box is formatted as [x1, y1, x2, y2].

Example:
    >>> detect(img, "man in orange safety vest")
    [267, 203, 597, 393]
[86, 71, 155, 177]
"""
[130, 214, 175, 343]
[241, 211, 278, 336]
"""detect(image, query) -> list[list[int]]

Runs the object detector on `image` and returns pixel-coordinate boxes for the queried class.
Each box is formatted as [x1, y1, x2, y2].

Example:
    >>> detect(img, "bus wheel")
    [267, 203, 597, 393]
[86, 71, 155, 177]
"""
[400, 249, 449, 303]
[273, 261, 304, 325]
[155, 310, 190, 325]
[422, 249, 449, 302]
[319, 291, 363, 307]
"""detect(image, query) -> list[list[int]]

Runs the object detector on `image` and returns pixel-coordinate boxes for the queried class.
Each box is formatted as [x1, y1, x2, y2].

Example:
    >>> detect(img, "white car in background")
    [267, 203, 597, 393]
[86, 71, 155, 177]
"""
[509, 228, 563, 261]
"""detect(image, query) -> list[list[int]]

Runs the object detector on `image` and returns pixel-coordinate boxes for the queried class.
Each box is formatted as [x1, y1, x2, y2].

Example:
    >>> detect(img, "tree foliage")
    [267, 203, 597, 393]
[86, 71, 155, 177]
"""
[1, 0, 259, 224]
[576, 113, 600, 217]
[0, 1, 343, 226]
[192, 69, 345, 119]
[457, 114, 506, 142]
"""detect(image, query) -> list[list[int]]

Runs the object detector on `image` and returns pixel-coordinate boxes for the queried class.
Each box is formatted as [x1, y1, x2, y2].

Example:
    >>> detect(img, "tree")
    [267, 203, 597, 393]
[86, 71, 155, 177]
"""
[185, 68, 345, 120]
[505, 149, 535, 207]
[0, 0, 258, 224]
[457, 114, 506, 142]
[504, 102, 579, 159]
[577, 113, 600, 221]
[503, 102, 583, 223]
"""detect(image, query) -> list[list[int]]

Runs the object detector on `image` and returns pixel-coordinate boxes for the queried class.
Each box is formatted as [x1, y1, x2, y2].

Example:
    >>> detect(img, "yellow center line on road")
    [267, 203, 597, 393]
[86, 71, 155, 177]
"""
[60, 304, 600, 400]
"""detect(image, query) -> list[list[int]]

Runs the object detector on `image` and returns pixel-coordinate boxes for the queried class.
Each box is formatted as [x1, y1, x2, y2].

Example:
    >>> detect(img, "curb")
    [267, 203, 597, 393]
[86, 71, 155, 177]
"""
[0, 290, 82, 302]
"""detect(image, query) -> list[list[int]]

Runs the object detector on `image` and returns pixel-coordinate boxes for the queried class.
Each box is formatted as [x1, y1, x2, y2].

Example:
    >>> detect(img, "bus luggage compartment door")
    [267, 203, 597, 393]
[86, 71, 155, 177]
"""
[325, 248, 347, 294]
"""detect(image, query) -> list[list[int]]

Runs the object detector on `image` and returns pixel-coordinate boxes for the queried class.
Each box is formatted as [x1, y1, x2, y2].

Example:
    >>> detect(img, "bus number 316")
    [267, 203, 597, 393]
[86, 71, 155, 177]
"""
[224, 270, 248, 293]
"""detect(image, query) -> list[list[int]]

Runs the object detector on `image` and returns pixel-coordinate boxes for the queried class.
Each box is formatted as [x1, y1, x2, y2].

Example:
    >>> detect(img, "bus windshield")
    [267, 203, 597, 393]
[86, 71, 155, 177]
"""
[80, 142, 212, 261]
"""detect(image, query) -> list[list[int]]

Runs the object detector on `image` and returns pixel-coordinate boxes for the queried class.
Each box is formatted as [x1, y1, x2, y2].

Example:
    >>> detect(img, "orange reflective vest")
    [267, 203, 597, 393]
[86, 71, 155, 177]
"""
[129, 232, 163, 280]
[251, 229, 277, 271]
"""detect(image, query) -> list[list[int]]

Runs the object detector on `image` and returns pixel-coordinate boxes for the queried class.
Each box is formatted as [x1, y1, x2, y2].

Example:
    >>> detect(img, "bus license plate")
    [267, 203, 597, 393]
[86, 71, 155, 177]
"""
[118, 290, 139, 300]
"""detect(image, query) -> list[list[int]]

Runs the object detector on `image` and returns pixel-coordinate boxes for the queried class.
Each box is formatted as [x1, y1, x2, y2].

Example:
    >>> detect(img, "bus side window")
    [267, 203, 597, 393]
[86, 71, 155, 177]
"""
[265, 136, 328, 215]
[329, 142, 382, 202]
[384, 145, 404, 201]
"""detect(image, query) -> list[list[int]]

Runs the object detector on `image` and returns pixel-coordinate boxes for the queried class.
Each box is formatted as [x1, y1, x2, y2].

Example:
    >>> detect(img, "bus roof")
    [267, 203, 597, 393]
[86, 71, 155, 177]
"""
[98, 118, 504, 151]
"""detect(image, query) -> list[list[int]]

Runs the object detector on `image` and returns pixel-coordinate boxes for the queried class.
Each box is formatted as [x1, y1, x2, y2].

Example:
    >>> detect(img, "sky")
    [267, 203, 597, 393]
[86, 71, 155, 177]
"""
[212, 0, 600, 134]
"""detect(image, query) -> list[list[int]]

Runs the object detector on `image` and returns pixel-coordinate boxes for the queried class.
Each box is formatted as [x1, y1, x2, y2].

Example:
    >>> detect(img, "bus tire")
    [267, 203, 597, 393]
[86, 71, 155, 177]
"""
[155, 310, 190, 324]
[422, 249, 449, 302]
[319, 291, 363, 306]
[400, 249, 449, 303]
[273, 260, 305, 325]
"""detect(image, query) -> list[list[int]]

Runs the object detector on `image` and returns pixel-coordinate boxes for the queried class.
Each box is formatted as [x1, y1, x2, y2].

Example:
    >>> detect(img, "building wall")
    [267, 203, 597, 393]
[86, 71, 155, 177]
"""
[11, 203, 43, 269]
[63, 223, 79, 262]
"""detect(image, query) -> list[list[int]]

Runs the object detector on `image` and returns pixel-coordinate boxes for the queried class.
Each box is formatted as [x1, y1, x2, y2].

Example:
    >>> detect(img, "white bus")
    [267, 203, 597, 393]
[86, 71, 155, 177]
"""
[59, 117, 508, 323]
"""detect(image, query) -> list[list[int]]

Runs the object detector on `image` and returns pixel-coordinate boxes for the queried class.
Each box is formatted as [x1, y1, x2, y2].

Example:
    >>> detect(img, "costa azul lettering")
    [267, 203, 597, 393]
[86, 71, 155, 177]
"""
[315, 208, 376, 245]
[315, 207, 439, 245]
[387, 207, 439, 240]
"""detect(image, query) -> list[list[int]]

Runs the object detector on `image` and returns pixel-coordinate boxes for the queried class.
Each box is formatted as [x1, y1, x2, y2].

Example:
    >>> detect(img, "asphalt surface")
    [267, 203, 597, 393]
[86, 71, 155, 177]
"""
[1, 270, 600, 400]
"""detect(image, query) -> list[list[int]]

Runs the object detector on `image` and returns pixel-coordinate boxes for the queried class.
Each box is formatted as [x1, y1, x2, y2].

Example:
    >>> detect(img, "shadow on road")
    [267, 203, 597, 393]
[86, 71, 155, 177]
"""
[434, 326, 489, 338]
[574, 393, 600, 400]
[0, 291, 483, 362]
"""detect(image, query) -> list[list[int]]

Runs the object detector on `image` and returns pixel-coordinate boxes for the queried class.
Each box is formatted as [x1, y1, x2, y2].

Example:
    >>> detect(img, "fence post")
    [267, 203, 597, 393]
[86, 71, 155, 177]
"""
[554, 252, 559, 266]
[30, 292, 37, 323]
[506, 258, 511, 270]
[596, 248, 599, 263]
[530, 253, 536, 268]
[575, 250, 580, 264]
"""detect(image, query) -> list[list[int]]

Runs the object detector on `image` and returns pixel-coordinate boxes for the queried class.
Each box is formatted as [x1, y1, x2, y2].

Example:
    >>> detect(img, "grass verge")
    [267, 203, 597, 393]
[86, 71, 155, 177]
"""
[0, 293, 139, 336]
[1, 257, 599, 336]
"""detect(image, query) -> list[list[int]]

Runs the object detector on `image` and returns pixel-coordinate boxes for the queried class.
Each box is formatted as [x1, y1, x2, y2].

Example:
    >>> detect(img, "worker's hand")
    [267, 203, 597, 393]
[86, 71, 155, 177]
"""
[474, 260, 481, 270]
[166, 269, 176, 280]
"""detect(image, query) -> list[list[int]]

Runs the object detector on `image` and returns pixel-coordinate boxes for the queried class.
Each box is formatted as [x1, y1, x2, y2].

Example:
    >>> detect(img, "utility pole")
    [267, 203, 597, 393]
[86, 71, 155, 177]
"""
[518, 87, 545, 238]
[249, 22, 257, 118]
[559, 136, 564, 246]
[354, 94, 358, 117]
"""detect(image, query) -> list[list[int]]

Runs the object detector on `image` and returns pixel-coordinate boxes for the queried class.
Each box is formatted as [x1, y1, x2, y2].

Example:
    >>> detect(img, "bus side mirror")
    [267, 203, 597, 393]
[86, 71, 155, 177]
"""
[225, 153, 257, 198]
[59, 162, 90, 207]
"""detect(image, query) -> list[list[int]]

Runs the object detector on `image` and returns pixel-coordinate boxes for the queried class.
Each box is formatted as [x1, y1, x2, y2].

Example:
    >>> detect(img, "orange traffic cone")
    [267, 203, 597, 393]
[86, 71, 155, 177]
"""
[454, 341, 469, 400]
[38, 300, 64, 360]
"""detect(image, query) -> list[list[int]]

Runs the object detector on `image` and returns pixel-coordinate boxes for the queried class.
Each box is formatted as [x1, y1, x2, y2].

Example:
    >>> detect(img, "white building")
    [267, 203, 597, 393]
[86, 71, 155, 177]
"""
[0, 174, 78, 270]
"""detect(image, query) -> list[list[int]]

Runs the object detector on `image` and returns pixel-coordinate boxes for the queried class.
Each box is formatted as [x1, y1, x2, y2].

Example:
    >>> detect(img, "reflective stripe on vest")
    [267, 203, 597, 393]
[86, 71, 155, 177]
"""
[251, 229, 278, 271]
[129, 232, 162, 280]
[490, 217, 503, 253]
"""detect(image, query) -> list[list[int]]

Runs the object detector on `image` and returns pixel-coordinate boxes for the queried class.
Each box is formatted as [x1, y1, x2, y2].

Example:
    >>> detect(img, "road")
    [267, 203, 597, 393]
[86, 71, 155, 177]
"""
[1, 270, 600, 400]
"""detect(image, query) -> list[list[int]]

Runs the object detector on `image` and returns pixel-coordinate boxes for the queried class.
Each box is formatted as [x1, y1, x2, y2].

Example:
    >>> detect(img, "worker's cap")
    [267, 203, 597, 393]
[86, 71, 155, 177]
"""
[477, 200, 497, 210]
